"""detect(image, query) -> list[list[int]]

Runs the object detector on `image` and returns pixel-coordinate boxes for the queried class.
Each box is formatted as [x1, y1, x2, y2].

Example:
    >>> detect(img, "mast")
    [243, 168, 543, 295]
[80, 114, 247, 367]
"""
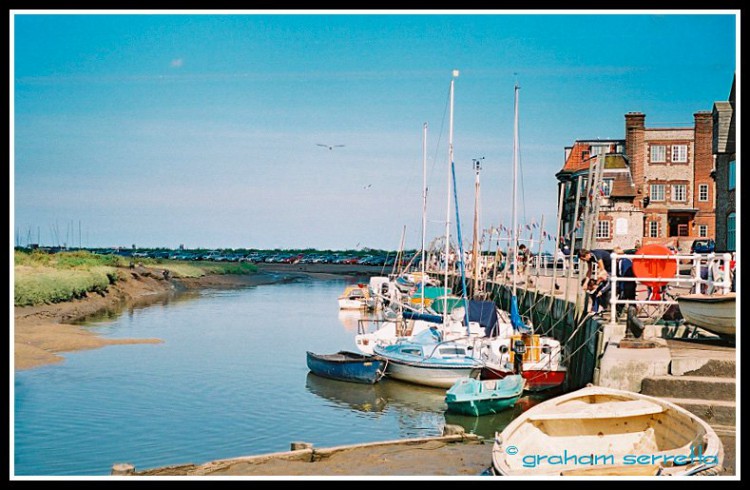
[443, 70, 459, 320]
[512, 83, 519, 299]
[472, 158, 483, 297]
[421, 122, 428, 312]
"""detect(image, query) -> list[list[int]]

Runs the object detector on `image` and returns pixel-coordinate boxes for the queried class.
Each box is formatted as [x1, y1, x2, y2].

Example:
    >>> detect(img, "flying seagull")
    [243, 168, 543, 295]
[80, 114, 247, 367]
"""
[317, 144, 345, 150]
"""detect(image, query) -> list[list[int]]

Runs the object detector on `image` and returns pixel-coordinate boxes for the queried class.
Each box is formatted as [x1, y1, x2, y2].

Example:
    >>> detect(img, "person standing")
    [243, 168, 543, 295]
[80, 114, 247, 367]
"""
[579, 248, 613, 314]
[613, 246, 636, 317]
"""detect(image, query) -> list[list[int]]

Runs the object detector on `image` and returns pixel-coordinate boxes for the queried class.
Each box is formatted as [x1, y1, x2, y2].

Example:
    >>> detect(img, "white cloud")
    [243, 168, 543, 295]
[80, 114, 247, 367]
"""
[170, 58, 184, 68]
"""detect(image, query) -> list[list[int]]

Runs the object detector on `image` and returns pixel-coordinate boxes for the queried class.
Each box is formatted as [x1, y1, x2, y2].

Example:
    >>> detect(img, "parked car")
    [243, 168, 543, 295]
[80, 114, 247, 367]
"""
[690, 239, 715, 254]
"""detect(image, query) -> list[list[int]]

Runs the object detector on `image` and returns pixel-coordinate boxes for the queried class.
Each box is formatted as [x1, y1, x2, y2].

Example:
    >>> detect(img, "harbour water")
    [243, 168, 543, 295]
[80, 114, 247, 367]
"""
[14, 276, 543, 476]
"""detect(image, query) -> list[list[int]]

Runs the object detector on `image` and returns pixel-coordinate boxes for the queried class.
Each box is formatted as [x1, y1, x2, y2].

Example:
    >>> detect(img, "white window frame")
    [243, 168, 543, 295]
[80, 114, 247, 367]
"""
[650, 184, 665, 202]
[672, 184, 686, 202]
[650, 221, 659, 238]
[698, 225, 708, 238]
[602, 179, 614, 197]
[596, 220, 610, 239]
[650, 145, 666, 163]
[698, 184, 709, 202]
[671, 144, 688, 163]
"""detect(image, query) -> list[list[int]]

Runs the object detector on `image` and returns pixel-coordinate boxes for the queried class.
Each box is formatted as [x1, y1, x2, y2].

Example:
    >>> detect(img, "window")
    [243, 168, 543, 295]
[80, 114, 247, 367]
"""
[671, 144, 688, 163]
[596, 221, 610, 239]
[650, 145, 666, 163]
[650, 184, 665, 201]
[698, 225, 708, 238]
[729, 160, 735, 191]
[672, 184, 686, 202]
[602, 179, 614, 197]
[727, 213, 735, 251]
[698, 184, 709, 202]
[650, 221, 659, 238]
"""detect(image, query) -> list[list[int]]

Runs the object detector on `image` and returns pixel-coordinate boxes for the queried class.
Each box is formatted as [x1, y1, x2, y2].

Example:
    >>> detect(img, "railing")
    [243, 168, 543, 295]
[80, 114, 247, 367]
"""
[527, 254, 580, 276]
[606, 252, 734, 327]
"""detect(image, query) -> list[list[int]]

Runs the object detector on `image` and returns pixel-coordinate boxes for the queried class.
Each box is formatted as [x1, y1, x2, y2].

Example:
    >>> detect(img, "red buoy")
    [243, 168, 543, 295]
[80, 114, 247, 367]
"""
[631, 244, 677, 300]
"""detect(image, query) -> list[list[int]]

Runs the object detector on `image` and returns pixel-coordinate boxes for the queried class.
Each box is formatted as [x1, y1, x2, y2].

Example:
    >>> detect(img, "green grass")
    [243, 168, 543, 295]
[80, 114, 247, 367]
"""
[14, 250, 257, 306]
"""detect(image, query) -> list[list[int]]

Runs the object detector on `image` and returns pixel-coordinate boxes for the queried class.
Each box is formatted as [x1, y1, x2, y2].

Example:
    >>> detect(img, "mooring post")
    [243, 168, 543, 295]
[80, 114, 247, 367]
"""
[290, 442, 313, 451]
[111, 463, 135, 475]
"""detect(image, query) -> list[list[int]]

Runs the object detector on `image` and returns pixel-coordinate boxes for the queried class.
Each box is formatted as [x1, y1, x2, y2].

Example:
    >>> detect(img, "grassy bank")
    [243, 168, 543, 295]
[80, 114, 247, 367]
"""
[14, 250, 257, 306]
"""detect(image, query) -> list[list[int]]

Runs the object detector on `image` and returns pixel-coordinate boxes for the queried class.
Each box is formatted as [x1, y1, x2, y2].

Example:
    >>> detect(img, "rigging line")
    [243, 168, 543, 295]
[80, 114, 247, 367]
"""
[428, 83, 451, 210]
[517, 110, 527, 227]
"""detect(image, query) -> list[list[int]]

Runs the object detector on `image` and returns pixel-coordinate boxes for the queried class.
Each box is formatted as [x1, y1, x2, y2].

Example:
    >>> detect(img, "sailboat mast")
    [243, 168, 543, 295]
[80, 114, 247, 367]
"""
[472, 158, 482, 296]
[444, 70, 459, 318]
[421, 122, 428, 312]
[512, 83, 519, 298]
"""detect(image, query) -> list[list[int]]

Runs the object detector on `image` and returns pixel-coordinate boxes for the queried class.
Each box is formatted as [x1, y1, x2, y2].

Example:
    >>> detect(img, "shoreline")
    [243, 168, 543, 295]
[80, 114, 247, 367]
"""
[14, 263, 378, 371]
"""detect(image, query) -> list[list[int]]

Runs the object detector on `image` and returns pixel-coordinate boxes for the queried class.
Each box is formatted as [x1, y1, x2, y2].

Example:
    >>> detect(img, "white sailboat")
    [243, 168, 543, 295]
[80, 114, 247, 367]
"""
[479, 83, 566, 392]
[370, 70, 486, 388]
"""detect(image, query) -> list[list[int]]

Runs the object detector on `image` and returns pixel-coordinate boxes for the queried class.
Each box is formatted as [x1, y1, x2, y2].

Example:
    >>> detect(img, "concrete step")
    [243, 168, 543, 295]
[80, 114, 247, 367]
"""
[670, 358, 736, 377]
[660, 397, 736, 426]
[641, 375, 735, 401]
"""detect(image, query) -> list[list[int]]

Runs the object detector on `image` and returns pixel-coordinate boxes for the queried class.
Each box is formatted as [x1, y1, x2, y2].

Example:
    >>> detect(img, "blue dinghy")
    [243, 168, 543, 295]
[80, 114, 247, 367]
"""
[445, 375, 525, 416]
[306, 351, 387, 384]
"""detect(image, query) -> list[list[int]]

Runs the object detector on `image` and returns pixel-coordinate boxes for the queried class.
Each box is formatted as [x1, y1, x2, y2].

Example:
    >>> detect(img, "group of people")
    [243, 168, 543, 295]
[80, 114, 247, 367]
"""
[578, 246, 636, 316]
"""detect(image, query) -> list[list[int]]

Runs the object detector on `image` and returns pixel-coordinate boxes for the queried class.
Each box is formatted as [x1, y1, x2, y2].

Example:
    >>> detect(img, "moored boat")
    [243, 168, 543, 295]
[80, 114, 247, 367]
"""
[676, 292, 736, 338]
[445, 375, 525, 416]
[338, 284, 376, 311]
[306, 351, 387, 384]
[372, 328, 483, 389]
[491, 385, 724, 476]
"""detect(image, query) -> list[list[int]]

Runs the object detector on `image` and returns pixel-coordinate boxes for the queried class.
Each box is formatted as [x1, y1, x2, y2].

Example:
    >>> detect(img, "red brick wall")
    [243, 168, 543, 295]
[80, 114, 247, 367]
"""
[693, 111, 715, 238]
[625, 112, 645, 209]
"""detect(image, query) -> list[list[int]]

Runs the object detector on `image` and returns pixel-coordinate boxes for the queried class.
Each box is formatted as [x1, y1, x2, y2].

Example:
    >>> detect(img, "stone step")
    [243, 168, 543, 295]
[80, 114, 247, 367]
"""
[670, 358, 736, 377]
[641, 375, 735, 401]
[660, 397, 736, 426]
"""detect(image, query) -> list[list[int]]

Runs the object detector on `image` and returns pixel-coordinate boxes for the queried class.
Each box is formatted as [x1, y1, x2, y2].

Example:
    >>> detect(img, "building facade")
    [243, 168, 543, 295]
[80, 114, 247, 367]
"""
[712, 76, 736, 253]
[557, 111, 716, 253]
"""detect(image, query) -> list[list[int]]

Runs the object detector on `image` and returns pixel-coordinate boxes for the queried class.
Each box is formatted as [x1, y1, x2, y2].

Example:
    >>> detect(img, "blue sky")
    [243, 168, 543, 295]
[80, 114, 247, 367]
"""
[12, 11, 737, 251]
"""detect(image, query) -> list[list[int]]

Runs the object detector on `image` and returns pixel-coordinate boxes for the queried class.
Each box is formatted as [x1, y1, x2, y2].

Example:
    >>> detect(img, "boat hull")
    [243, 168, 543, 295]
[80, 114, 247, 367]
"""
[306, 351, 386, 384]
[481, 368, 566, 392]
[677, 293, 736, 336]
[491, 385, 724, 476]
[384, 360, 481, 389]
[445, 377, 524, 416]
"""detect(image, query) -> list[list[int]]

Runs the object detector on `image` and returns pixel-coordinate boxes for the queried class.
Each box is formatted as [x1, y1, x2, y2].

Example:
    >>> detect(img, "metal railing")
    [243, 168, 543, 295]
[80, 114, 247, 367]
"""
[606, 252, 734, 327]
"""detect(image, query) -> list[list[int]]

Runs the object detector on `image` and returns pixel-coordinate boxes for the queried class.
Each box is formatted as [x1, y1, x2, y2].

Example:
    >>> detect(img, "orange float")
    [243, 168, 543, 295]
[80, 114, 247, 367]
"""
[631, 244, 677, 300]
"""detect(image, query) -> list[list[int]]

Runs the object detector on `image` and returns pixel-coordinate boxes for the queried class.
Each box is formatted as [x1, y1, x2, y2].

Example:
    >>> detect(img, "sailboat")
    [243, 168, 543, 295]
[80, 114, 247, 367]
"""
[479, 83, 567, 392]
[371, 70, 487, 388]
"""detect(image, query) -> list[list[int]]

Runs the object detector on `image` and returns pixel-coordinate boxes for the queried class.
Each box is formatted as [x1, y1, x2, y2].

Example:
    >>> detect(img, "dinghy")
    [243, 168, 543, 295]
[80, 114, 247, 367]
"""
[306, 351, 387, 384]
[677, 292, 736, 338]
[445, 375, 525, 417]
[491, 385, 723, 476]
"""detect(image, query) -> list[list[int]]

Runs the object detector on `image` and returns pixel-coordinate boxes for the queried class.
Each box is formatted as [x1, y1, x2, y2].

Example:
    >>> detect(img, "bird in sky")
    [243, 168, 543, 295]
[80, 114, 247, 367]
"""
[317, 144, 345, 150]
[363, 184, 372, 189]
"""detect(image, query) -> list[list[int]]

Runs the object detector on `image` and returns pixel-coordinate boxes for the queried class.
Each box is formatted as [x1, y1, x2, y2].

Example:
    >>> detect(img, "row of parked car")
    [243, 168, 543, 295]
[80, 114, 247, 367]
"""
[88, 248, 408, 266]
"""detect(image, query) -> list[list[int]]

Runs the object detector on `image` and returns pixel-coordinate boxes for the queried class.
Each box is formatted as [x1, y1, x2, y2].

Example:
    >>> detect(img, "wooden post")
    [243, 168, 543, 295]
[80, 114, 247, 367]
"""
[291, 442, 314, 451]
[111, 463, 135, 475]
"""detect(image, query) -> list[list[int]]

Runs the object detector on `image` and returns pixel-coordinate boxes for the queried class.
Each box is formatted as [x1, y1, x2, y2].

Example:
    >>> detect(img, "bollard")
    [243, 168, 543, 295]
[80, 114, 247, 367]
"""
[111, 463, 135, 475]
[442, 424, 465, 436]
[290, 441, 313, 451]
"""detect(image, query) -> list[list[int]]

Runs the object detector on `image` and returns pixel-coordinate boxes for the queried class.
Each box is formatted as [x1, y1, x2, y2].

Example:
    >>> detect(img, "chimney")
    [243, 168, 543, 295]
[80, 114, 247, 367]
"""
[625, 112, 646, 206]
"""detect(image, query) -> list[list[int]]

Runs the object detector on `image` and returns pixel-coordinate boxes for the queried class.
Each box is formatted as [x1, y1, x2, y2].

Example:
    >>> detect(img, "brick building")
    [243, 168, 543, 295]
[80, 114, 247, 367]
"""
[557, 111, 716, 252]
[712, 75, 736, 253]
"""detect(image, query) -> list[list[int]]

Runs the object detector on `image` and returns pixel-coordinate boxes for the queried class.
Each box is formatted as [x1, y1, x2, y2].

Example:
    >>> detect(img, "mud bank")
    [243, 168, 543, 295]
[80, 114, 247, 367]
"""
[13, 266, 303, 371]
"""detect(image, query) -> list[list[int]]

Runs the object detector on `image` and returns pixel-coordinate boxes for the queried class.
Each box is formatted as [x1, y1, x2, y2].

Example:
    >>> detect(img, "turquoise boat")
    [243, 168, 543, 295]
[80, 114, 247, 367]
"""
[445, 375, 525, 416]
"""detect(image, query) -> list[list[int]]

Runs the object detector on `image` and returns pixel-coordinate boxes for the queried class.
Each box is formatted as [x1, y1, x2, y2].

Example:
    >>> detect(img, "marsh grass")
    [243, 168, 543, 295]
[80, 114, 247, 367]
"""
[14, 250, 257, 306]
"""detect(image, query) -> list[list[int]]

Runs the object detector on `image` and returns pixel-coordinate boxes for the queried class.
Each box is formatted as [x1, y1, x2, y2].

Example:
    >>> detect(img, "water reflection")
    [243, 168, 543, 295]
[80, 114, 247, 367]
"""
[306, 373, 554, 441]
[337, 309, 380, 332]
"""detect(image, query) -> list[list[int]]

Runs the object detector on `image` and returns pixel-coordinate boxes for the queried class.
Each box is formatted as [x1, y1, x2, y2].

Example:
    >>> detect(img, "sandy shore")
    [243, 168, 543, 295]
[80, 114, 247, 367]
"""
[13, 263, 380, 371]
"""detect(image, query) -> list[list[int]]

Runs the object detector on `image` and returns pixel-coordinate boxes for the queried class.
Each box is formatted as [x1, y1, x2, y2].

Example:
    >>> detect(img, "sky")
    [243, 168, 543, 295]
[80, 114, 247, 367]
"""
[11, 10, 738, 252]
